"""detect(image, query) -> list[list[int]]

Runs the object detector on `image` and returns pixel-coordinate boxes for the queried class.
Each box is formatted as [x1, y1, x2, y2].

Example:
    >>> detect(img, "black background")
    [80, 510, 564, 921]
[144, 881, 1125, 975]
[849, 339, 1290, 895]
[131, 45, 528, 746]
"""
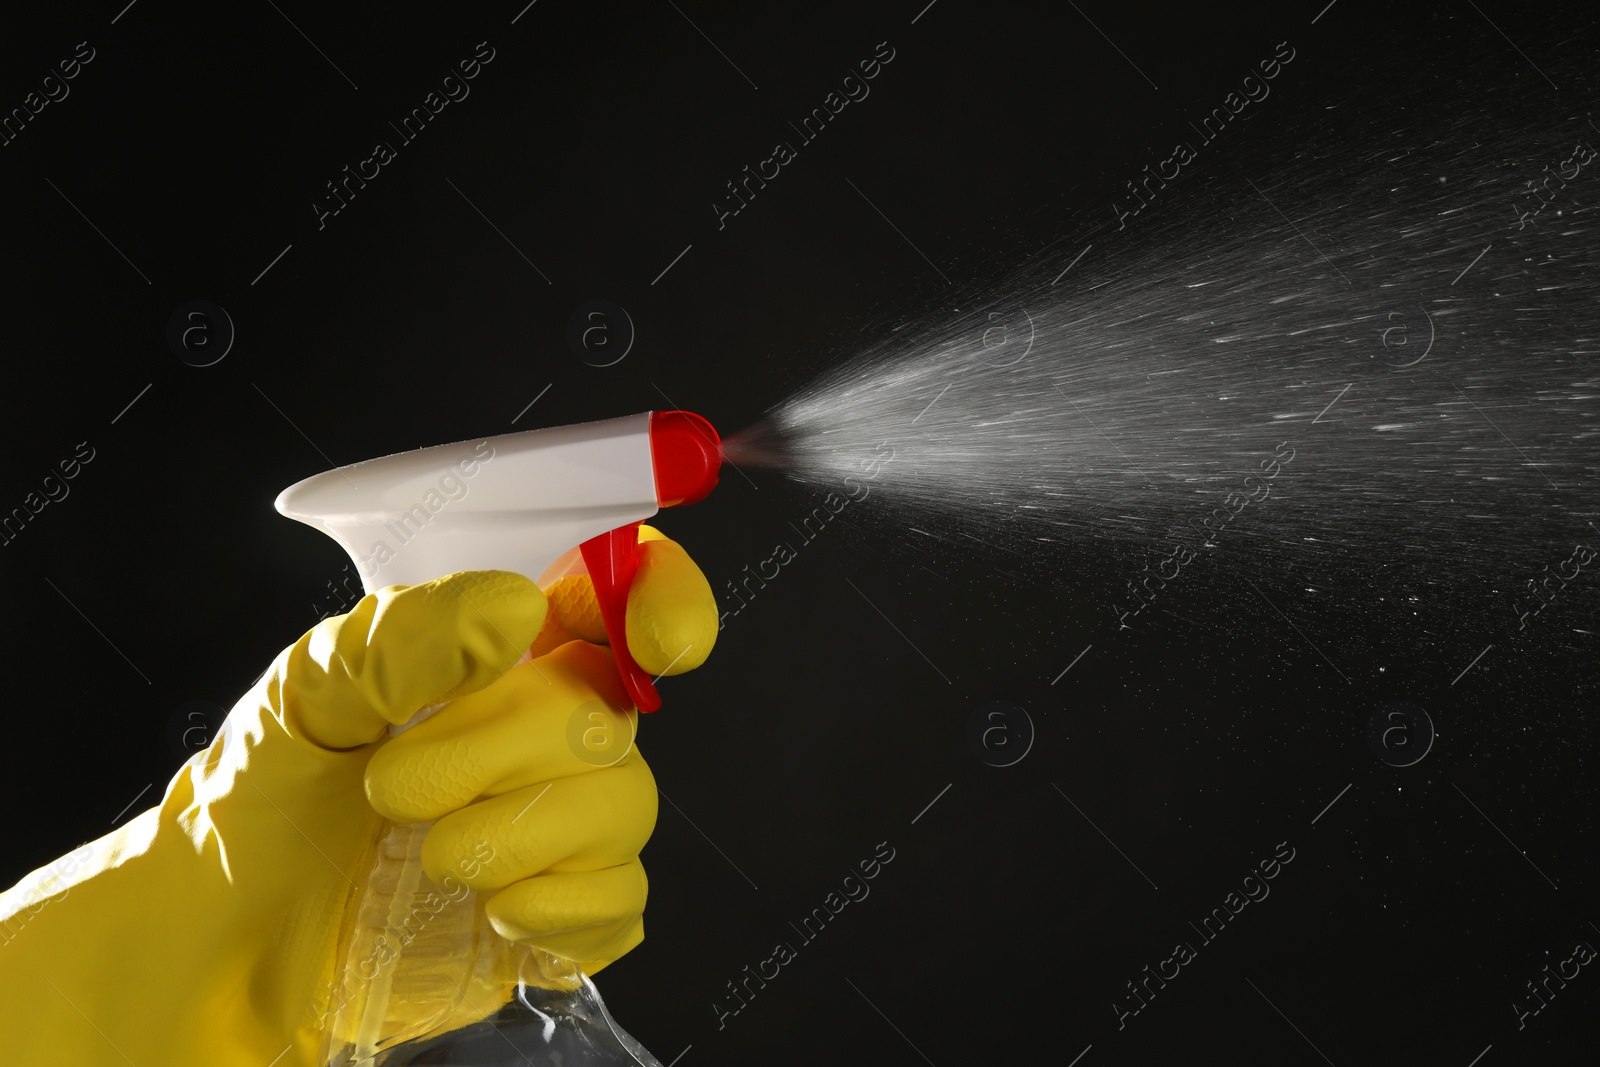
[2, 1, 1597, 1064]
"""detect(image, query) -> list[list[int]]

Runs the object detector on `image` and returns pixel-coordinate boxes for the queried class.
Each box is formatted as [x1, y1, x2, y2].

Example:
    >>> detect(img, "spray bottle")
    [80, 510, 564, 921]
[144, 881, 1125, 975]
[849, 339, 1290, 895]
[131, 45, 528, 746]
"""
[275, 410, 723, 1066]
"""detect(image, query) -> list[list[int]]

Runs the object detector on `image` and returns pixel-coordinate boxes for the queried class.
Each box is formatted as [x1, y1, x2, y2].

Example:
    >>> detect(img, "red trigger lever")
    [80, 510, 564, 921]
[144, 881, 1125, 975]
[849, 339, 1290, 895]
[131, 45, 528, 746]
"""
[579, 410, 722, 714]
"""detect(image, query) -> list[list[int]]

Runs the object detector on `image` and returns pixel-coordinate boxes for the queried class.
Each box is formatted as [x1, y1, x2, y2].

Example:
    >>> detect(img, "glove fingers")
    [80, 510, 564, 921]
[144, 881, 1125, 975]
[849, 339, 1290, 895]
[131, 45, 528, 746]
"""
[284, 570, 547, 749]
[529, 526, 717, 676]
[485, 859, 647, 948]
[626, 531, 718, 676]
[365, 640, 636, 822]
[526, 524, 662, 655]
[419, 756, 657, 891]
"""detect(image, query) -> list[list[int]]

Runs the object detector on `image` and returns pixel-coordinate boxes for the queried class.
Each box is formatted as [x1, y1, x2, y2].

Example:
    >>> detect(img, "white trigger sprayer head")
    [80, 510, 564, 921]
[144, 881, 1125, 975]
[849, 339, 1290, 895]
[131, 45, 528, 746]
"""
[275, 409, 723, 714]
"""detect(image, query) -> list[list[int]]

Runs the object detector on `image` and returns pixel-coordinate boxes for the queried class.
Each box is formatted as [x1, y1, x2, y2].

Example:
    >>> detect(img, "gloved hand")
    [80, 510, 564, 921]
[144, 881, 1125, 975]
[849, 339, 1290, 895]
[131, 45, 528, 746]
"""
[0, 526, 716, 1067]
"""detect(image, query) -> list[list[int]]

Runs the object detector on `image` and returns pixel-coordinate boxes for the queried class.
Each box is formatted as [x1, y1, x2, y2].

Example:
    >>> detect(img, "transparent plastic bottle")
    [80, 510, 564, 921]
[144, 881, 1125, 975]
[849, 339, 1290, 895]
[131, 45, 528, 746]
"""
[374, 965, 662, 1066]
[321, 821, 661, 1067]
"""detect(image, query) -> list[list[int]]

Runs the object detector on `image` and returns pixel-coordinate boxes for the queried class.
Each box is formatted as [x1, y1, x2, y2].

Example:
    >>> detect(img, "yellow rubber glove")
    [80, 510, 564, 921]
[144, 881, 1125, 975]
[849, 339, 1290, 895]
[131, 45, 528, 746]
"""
[0, 526, 716, 1067]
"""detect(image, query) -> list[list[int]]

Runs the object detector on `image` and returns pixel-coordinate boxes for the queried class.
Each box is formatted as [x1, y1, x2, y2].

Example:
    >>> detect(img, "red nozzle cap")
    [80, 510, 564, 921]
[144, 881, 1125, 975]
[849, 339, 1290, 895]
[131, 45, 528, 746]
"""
[650, 410, 722, 508]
